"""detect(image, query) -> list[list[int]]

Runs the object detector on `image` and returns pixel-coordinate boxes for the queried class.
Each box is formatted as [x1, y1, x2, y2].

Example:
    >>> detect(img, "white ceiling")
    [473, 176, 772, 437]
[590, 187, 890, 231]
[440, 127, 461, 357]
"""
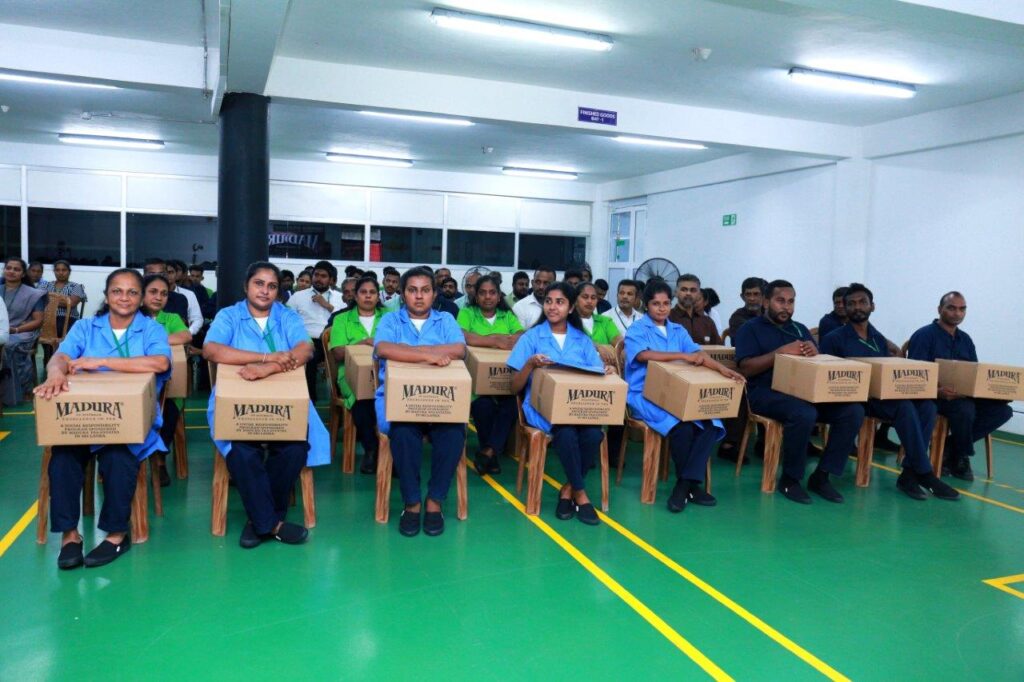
[0, 0, 205, 45]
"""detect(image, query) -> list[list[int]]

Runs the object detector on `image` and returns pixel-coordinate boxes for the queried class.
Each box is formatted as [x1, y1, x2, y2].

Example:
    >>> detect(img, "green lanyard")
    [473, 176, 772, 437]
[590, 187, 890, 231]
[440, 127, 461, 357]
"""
[111, 330, 130, 358]
[777, 322, 804, 340]
[857, 336, 880, 354]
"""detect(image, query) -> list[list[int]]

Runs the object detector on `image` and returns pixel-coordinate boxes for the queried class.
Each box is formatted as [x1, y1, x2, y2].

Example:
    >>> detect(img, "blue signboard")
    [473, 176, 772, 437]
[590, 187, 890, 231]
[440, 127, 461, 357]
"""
[577, 107, 617, 126]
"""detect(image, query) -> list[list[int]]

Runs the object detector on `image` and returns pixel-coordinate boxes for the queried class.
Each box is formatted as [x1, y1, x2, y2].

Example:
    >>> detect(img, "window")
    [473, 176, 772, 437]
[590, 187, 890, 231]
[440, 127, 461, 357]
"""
[446, 229, 514, 267]
[127, 213, 219, 269]
[269, 220, 365, 261]
[517, 234, 587, 271]
[28, 207, 120, 266]
[0, 205, 20, 261]
[370, 226, 441, 264]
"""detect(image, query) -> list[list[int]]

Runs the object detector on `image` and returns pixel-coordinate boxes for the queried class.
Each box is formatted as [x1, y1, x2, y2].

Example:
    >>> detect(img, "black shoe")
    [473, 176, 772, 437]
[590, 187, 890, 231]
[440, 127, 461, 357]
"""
[896, 469, 927, 501]
[399, 509, 420, 537]
[918, 472, 960, 500]
[807, 442, 823, 458]
[84, 536, 131, 568]
[779, 476, 811, 504]
[575, 502, 600, 525]
[555, 497, 575, 520]
[273, 522, 309, 544]
[57, 541, 84, 570]
[950, 458, 974, 482]
[159, 464, 171, 488]
[239, 521, 265, 549]
[716, 442, 739, 463]
[473, 451, 496, 477]
[360, 451, 378, 475]
[687, 481, 717, 507]
[423, 511, 445, 536]
[667, 480, 689, 513]
[807, 469, 844, 503]
[487, 454, 501, 475]
[876, 436, 901, 453]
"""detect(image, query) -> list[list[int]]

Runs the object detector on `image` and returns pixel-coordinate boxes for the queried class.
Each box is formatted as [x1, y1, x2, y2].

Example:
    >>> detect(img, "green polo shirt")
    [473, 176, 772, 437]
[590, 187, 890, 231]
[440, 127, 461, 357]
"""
[457, 306, 524, 336]
[155, 309, 188, 336]
[328, 307, 387, 408]
[582, 313, 620, 345]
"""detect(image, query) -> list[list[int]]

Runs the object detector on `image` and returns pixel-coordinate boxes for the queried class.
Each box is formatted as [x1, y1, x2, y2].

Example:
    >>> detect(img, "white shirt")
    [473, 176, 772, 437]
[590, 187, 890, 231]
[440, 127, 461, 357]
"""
[481, 313, 496, 326]
[581, 317, 594, 334]
[358, 313, 375, 335]
[610, 306, 644, 337]
[175, 285, 203, 335]
[552, 332, 567, 349]
[287, 286, 337, 339]
[656, 325, 668, 337]
[381, 291, 400, 306]
[454, 294, 469, 309]
[512, 295, 544, 330]
[112, 328, 127, 341]
[411, 317, 427, 332]
[253, 316, 269, 332]
[708, 308, 725, 337]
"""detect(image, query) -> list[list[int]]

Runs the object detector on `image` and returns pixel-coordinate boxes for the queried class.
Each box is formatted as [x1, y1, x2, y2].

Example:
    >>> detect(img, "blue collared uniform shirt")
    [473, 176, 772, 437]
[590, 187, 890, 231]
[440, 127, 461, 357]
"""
[204, 300, 330, 465]
[734, 315, 816, 390]
[819, 323, 891, 359]
[57, 312, 172, 460]
[907, 320, 978, 362]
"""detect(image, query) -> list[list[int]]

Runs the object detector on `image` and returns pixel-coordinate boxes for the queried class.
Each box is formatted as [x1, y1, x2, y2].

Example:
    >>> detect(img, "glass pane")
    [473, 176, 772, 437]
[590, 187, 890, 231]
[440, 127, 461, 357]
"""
[269, 220, 364, 261]
[28, 207, 120, 266]
[127, 213, 219, 269]
[609, 212, 632, 263]
[517, 234, 587, 271]
[0, 205, 21, 260]
[446, 229, 514, 267]
[369, 226, 442, 264]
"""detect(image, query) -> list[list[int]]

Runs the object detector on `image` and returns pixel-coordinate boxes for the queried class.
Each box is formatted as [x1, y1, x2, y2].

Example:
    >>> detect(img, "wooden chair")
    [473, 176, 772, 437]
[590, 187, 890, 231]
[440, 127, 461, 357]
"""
[809, 326, 819, 344]
[914, 415, 993, 479]
[721, 329, 731, 347]
[37, 293, 73, 357]
[208, 361, 316, 536]
[735, 404, 784, 493]
[321, 329, 356, 473]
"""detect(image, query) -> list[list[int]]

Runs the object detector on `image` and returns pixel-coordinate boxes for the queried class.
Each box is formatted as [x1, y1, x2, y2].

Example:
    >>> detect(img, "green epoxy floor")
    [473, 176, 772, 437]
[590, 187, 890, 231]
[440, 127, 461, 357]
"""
[1, 396, 1023, 681]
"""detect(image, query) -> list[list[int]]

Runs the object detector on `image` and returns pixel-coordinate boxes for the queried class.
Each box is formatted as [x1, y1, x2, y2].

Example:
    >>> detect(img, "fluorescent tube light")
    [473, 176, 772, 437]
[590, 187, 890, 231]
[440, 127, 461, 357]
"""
[326, 152, 413, 168]
[58, 134, 164, 150]
[0, 72, 118, 90]
[430, 8, 613, 52]
[359, 110, 474, 126]
[615, 136, 707, 150]
[787, 67, 916, 99]
[502, 167, 578, 180]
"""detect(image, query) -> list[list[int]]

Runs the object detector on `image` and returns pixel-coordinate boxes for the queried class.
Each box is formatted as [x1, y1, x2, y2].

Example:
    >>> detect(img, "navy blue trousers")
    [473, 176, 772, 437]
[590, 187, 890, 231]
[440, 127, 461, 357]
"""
[937, 398, 1012, 460]
[49, 444, 139, 534]
[667, 421, 720, 482]
[390, 422, 466, 505]
[866, 399, 935, 474]
[470, 396, 517, 454]
[159, 399, 180, 453]
[550, 425, 603, 492]
[225, 441, 308, 535]
[351, 399, 379, 455]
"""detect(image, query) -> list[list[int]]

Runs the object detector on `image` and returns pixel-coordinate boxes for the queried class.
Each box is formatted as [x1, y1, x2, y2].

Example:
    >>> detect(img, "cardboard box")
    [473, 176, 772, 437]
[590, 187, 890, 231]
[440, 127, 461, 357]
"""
[771, 354, 870, 403]
[465, 347, 514, 395]
[643, 361, 743, 421]
[214, 366, 309, 441]
[35, 372, 156, 446]
[166, 345, 190, 399]
[937, 359, 1024, 401]
[852, 357, 938, 400]
[385, 360, 472, 423]
[530, 367, 627, 426]
[343, 344, 377, 401]
[700, 345, 736, 369]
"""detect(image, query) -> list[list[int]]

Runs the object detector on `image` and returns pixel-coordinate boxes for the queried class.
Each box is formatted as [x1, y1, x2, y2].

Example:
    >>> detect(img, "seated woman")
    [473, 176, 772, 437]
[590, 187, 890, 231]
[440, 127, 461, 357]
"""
[2, 257, 47, 406]
[457, 274, 524, 475]
[575, 281, 621, 365]
[41, 259, 88, 330]
[203, 261, 330, 549]
[374, 266, 467, 538]
[328, 275, 388, 474]
[34, 268, 171, 570]
[141, 273, 192, 487]
[624, 280, 744, 513]
[508, 282, 616, 526]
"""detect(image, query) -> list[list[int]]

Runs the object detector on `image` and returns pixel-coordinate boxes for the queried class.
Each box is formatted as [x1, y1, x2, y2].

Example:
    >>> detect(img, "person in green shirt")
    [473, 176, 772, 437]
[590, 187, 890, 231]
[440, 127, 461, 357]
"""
[141, 273, 192, 487]
[329, 276, 388, 474]
[457, 274, 524, 475]
[575, 281, 626, 466]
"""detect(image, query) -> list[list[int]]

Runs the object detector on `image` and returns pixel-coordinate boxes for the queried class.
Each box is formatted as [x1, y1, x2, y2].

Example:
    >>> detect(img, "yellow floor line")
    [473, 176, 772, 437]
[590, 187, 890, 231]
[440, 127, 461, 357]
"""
[0, 431, 10, 441]
[0, 503, 38, 559]
[1, 411, 34, 416]
[526, 464, 848, 681]
[857, 457, 1024, 514]
[992, 436, 1023, 448]
[479, 469, 733, 681]
[982, 573, 1024, 600]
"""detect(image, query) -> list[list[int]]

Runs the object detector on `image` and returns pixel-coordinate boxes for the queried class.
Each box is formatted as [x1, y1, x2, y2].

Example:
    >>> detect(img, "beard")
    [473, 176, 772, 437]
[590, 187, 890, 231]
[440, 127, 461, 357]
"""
[847, 311, 869, 324]
[766, 308, 790, 324]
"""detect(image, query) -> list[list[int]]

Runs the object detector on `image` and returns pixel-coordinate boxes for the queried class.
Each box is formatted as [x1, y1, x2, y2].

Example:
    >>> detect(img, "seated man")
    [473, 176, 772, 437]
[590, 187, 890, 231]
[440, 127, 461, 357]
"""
[908, 291, 1013, 481]
[609, 278, 643, 337]
[512, 266, 556, 329]
[727, 276, 765, 340]
[820, 284, 958, 500]
[593, 278, 613, 314]
[668, 274, 721, 345]
[734, 279, 865, 504]
[817, 287, 849, 339]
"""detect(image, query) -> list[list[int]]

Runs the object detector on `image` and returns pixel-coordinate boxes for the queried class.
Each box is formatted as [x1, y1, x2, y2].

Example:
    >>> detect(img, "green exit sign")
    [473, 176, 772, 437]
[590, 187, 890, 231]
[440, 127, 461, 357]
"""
[722, 214, 737, 226]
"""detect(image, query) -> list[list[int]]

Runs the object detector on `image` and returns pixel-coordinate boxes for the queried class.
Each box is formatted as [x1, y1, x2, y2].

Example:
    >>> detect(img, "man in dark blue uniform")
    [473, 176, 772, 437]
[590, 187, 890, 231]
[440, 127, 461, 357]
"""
[734, 280, 865, 504]
[907, 291, 1012, 481]
[816, 287, 849, 340]
[820, 284, 958, 500]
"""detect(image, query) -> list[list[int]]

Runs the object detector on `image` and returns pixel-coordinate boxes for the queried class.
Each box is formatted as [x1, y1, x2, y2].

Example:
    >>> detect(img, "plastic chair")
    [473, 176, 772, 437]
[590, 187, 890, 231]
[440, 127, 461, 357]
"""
[321, 329, 356, 473]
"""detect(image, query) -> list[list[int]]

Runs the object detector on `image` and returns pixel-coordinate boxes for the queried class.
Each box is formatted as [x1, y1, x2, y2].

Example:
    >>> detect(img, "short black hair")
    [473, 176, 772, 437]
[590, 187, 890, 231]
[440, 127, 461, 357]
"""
[677, 273, 701, 286]
[703, 287, 721, 309]
[939, 290, 964, 307]
[468, 274, 511, 312]
[832, 286, 850, 301]
[382, 266, 400, 277]
[442, 277, 457, 287]
[313, 260, 338, 281]
[617, 279, 639, 294]
[741, 277, 766, 292]
[401, 266, 435, 292]
[142, 272, 170, 292]
[594, 278, 609, 291]
[353, 275, 383, 309]
[280, 269, 295, 280]
[188, 264, 204, 274]
[534, 265, 556, 279]
[564, 268, 584, 281]
[363, 269, 378, 281]
[143, 257, 166, 268]
[843, 283, 873, 304]
[344, 265, 360, 277]
[643, 279, 673, 306]
[512, 271, 529, 283]
[763, 279, 794, 299]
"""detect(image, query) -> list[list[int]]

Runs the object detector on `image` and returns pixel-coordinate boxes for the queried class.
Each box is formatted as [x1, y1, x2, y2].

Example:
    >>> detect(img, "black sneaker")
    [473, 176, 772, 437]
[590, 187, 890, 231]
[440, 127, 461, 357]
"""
[359, 451, 378, 475]
[779, 476, 811, 504]
[159, 464, 171, 488]
[667, 480, 689, 513]
[555, 497, 575, 520]
[950, 457, 974, 482]
[487, 454, 501, 475]
[57, 541, 84, 570]
[896, 469, 926, 501]
[239, 521, 265, 549]
[273, 522, 309, 544]
[399, 509, 420, 537]
[84, 536, 131, 568]
[687, 481, 717, 507]
[807, 469, 844, 503]
[575, 503, 600, 526]
[918, 472, 960, 501]
[423, 510, 445, 536]
[473, 451, 495, 477]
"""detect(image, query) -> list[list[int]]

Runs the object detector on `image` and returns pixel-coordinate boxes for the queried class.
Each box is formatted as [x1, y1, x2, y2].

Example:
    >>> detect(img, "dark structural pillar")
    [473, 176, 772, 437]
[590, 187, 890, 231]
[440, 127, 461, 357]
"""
[217, 92, 269, 310]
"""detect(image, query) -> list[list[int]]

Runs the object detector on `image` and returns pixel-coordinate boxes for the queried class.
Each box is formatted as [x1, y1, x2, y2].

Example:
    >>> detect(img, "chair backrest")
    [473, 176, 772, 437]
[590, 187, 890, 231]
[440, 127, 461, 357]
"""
[809, 326, 819, 344]
[39, 293, 72, 343]
[614, 338, 626, 378]
[320, 329, 341, 401]
[207, 360, 218, 386]
[721, 329, 731, 347]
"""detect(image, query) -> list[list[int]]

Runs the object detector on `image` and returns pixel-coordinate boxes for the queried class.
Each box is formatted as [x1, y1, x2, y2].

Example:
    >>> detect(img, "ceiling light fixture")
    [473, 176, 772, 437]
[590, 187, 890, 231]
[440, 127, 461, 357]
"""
[787, 67, 916, 99]
[615, 136, 707, 150]
[0, 72, 118, 90]
[430, 8, 613, 52]
[502, 166, 578, 181]
[58, 133, 164, 150]
[359, 110, 474, 126]
[325, 152, 413, 168]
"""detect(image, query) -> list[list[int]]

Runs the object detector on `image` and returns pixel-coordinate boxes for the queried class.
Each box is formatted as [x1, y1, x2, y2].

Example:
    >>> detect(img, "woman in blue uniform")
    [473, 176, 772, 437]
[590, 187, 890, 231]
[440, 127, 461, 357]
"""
[203, 261, 330, 549]
[374, 266, 467, 538]
[508, 281, 615, 526]
[34, 268, 171, 570]
[624, 280, 745, 513]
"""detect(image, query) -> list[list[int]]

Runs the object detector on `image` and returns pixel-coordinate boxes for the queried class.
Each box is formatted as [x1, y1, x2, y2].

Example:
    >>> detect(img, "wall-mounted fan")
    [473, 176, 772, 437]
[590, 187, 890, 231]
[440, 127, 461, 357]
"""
[633, 258, 679, 287]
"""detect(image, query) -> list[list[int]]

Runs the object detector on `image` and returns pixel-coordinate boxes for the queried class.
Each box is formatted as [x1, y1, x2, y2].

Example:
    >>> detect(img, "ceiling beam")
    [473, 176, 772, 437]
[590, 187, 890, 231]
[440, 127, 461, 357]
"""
[222, 0, 291, 96]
